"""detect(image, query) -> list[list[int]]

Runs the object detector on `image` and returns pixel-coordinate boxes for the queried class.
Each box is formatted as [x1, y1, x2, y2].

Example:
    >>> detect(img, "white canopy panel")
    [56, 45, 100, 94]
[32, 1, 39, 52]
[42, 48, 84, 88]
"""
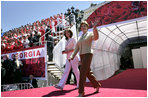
[95, 17, 147, 52]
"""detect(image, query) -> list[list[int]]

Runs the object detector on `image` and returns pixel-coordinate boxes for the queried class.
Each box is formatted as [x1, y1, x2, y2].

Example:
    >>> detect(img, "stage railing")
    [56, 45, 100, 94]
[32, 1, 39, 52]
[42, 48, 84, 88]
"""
[1, 83, 33, 92]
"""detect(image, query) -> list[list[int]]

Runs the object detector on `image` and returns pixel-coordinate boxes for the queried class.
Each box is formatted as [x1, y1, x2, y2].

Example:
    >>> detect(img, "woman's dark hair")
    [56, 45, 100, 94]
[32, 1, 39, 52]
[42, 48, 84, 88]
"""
[64, 29, 73, 40]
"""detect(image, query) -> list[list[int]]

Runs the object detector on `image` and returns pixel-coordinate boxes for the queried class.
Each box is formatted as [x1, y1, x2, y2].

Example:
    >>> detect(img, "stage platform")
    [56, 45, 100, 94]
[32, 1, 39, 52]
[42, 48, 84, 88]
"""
[1, 68, 147, 97]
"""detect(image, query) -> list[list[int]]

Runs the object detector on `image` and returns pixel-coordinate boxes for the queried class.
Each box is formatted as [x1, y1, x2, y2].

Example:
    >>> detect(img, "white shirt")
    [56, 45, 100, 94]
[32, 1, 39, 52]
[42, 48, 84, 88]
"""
[61, 14, 66, 26]
[23, 39, 30, 48]
[38, 31, 41, 36]
[51, 20, 55, 32]
[51, 20, 55, 26]
[2, 43, 5, 47]
[15, 60, 22, 69]
[32, 31, 35, 35]
[57, 17, 61, 25]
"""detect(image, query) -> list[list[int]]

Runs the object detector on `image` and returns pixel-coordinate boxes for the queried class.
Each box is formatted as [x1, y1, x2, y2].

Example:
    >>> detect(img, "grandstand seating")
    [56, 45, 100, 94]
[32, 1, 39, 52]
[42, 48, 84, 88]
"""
[1, 13, 70, 53]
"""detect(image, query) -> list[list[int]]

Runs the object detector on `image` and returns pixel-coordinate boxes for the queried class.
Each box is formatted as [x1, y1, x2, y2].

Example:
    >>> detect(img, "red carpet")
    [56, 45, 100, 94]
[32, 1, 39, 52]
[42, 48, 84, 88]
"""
[1, 68, 147, 97]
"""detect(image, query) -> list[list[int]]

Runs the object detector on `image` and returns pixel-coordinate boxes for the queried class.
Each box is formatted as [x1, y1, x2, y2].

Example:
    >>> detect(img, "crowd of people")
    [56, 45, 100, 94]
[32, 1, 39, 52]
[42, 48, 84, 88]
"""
[1, 7, 102, 96]
[1, 54, 23, 85]
[1, 12, 72, 86]
[2, 11, 103, 96]
[1, 13, 69, 53]
[1, 54, 38, 88]
[1, 13, 71, 91]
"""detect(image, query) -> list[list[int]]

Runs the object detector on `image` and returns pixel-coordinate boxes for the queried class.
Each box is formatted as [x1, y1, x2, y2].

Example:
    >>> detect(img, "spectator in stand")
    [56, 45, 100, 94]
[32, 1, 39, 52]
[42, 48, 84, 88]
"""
[33, 30, 41, 46]
[13, 54, 23, 83]
[26, 30, 29, 36]
[45, 31, 54, 61]
[18, 31, 22, 38]
[1, 41, 6, 52]
[7, 32, 12, 39]
[45, 25, 51, 34]
[27, 75, 38, 88]
[19, 36, 24, 44]
[7, 42, 13, 51]
[4, 43, 8, 51]
[41, 19, 45, 26]
[10, 41, 14, 50]
[14, 33, 18, 39]
[53, 15, 58, 26]
[1, 45, 5, 52]
[2, 55, 14, 84]
[51, 18, 56, 34]
[1, 56, 6, 85]
[56, 14, 62, 32]
[28, 33, 34, 47]
[43, 24, 47, 31]
[17, 38, 23, 49]
[32, 29, 35, 36]
[37, 26, 41, 36]
[3, 40, 8, 51]
[39, 24, 45, 45]
[37, 28, 42, 44]
[27, 32, 31, 38]
[10, 54, 17, 84]
[1, 56, 5, 65]
[23, 34, 30, 48]
[13, 39, 19, 50]
[45, 25, 51, 41]
[61, 13, 66, 30]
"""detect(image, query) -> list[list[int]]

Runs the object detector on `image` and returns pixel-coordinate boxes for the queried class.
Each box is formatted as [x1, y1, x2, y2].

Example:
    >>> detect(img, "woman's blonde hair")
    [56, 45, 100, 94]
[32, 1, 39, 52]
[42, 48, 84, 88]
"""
[80, 21, 89, 28]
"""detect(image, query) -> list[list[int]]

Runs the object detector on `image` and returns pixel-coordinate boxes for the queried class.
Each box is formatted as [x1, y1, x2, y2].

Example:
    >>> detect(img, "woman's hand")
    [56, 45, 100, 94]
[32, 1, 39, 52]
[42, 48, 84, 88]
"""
[93, 19, 99, 28]
[78, 61, 82, 66]
[68, 57, 73, 62]
[62, 50, 66, 54]
[92, 19, 99, 40]
[63, 49, 74, 54]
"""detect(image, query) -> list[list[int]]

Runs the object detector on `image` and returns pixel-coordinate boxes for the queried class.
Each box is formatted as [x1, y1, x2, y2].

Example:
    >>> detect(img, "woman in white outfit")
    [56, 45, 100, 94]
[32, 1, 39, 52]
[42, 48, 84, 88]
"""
[54, 29, 80, 90]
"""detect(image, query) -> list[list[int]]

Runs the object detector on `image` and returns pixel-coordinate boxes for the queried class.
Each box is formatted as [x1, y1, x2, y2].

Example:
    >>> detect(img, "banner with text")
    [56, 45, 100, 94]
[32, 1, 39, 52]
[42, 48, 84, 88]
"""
[1, 46, 47, 80]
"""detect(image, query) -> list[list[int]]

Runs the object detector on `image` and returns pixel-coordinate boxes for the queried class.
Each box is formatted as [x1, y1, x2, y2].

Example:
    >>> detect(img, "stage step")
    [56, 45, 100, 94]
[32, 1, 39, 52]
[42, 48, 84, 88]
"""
[47, 61, 63, 86]
[48, 68, 59, 71]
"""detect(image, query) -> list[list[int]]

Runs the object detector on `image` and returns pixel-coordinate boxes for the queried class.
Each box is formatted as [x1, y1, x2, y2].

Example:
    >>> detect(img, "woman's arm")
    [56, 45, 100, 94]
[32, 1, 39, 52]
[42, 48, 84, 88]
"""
[70, 42, 79, 60]
[92, 20, 99, 40]
[63, 48, 74, 54]
[92, 26, 99, 40]
[62, 38, 76, 54]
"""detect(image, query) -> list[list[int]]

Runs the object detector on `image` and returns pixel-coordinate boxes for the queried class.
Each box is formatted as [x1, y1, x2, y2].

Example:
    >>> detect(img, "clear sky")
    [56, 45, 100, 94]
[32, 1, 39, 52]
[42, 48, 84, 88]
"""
[1, 1, 104, 33]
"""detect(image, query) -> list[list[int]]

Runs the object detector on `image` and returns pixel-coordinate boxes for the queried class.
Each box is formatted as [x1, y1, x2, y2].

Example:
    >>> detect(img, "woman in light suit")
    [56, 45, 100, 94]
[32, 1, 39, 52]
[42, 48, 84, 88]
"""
[54, 29, 80, 90]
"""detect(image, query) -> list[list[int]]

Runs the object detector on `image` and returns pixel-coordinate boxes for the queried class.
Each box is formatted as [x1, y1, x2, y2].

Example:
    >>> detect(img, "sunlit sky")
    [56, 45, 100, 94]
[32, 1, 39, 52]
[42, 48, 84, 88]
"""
[1, 1, 104, 32]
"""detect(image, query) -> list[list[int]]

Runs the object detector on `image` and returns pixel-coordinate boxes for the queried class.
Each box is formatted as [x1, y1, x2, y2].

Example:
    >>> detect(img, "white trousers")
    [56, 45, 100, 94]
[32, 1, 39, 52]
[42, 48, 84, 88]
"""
[57, 56, 79, 89]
